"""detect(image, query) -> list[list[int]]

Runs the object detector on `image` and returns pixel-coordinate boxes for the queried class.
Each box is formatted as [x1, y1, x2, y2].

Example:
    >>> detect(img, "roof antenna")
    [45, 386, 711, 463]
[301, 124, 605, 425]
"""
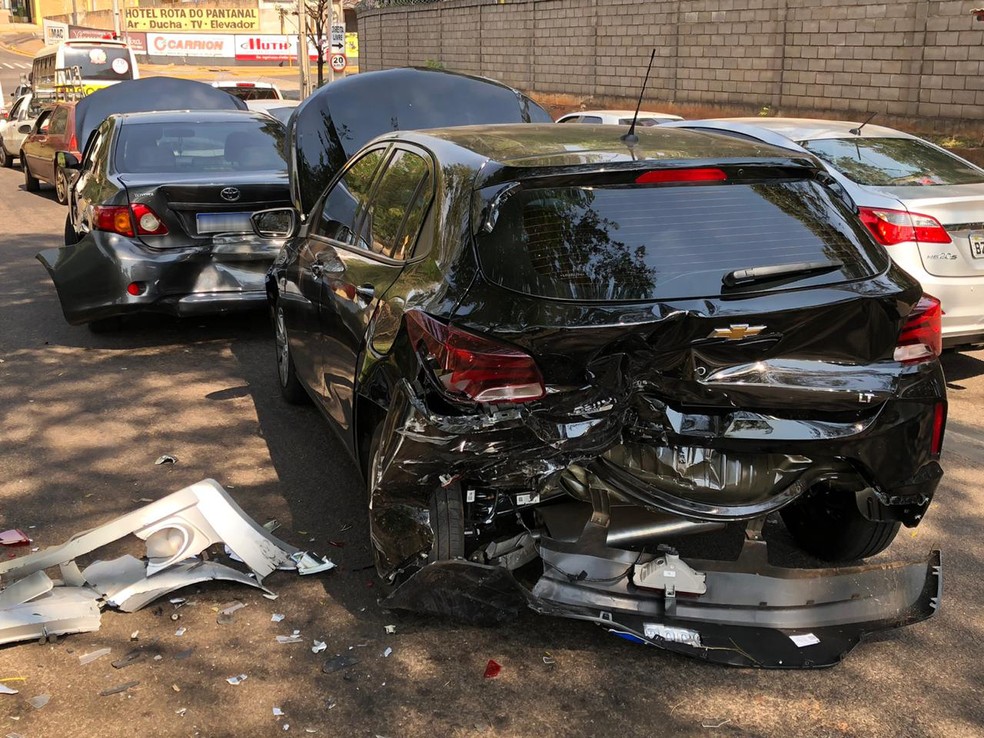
[849, 112, 877, 137]
[621, 48, 657, 148]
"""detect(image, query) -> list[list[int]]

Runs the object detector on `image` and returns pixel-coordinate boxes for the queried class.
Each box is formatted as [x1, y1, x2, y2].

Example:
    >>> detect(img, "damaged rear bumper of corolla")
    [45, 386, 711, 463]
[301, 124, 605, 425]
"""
[36, 234, 279, 325]
[385, 535, 942, 669]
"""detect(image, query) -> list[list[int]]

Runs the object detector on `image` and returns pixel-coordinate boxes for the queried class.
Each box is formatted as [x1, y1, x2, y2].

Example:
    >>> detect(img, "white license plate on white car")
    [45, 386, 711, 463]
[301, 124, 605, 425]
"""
[970, 233, 984, 259]
[197, 212, 252, 234]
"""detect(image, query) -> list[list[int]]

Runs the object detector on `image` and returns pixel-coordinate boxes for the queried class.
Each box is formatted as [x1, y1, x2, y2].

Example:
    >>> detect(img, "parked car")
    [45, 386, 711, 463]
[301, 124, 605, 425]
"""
[0, 93, 41, 168]
[557, 108, 683, 125]
[212, 80, 283, 101]
[260, 70, 945, 668]
[662, 117, 984, 348]
[20, 101, 79, 204]
[37, 109, 289, 331]
[245, 98, 299, 124]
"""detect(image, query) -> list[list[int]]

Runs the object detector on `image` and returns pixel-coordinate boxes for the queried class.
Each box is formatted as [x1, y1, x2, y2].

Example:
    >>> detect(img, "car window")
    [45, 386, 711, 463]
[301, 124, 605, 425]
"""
[581, 115, 603, 124]
[82, 128, 105, 170]
[48, 108, 68, 136]
[36, 111, 52, 135]
[559, 115, 580, 124]
[475, 180, 888, 302]
[316, 148, 386, 243]
[8, 98, 23, 119]
[801, 137, 984, 187]
[362, 149, 432, 260]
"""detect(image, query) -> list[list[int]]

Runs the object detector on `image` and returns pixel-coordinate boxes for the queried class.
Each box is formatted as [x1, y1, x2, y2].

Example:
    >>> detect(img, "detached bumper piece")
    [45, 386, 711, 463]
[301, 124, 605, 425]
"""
[530, 535, 941, 668]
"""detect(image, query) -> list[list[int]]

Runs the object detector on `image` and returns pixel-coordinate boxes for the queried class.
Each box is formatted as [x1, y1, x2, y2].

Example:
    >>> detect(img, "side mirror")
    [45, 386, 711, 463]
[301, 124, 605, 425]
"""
[18, 123, 32, 135]
[57, 151, 81, 169]
[251, 207, 299, 239]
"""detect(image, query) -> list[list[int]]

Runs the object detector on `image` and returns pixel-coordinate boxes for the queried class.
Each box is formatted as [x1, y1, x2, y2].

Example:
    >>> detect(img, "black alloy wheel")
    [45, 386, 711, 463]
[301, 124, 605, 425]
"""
[272, 302, 307, 404]
[780, 483, 901, 561]
[23, 156, 39, 192]
[54, 167, 69, 205]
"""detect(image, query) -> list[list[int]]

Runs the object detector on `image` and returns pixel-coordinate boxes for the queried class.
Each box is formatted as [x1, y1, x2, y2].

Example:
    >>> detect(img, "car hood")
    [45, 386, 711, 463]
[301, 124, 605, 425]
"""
[75, 77, 247, 150]
[287, 67, 552, 214]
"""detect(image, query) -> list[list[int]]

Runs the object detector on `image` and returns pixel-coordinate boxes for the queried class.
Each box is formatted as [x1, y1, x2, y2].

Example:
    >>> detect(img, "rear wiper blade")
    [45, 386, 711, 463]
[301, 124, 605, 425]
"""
[722, 260, 843, 289]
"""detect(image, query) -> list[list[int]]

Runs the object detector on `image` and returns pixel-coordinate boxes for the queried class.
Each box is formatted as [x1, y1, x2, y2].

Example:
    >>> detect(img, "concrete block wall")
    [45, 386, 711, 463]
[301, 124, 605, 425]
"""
[358, 0, 984, 121]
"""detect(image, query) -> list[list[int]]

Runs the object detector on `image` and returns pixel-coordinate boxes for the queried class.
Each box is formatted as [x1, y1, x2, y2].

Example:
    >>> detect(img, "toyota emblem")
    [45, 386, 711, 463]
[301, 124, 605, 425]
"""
[220, 187, 241, 202]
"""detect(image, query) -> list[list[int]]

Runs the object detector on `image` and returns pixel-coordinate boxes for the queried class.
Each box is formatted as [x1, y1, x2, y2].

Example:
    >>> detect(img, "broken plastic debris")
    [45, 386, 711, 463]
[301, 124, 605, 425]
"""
[290, 551, 335, 575]
[789, 632, 821, 647]
[384, 625, 396, 634]
[176, 708, 187, 717]
[263, 593, 280, 601]
[216, 600, 246, 624]
[701, 718, 732, 729]
[112, 649, 148, 669]
[0, 684, 18, 695]
[99, 681, 139, 696]
[312, 640, 327, 654]
[169, 597, 185, 605]
[0, 529, 31, 546]
[271, 613, 285, 623]
[130, 630, 139, 641]
[321, 654, 358, 674]
[175, 627, 186, 637]
[273, 707, 285, 717]
[154, 455, 177, 465]
[382, 647, 393, 658]
[277, 631, 302, 644]
[483, 660, 501, 679]
[0, 587, 102, 646]
[542, 655, 555, 666]
[29, 694, 50, 709]
[263, 520, 281, 533]
[226, 674, 248, 685]
[78, 647, 111, 665]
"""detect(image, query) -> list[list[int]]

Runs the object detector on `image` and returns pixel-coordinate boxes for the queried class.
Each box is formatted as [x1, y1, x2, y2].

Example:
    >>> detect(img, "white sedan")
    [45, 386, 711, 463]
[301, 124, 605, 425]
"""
[556, 109, 682, 126]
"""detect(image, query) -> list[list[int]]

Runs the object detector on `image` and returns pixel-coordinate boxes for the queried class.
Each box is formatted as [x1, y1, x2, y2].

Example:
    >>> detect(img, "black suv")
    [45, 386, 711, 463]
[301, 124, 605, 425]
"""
[262, 69, 945, 668]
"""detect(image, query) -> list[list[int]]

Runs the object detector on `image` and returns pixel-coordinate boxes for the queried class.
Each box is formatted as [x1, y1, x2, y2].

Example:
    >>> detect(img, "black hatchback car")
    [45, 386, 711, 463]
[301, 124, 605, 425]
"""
[262, 71, 945, 668]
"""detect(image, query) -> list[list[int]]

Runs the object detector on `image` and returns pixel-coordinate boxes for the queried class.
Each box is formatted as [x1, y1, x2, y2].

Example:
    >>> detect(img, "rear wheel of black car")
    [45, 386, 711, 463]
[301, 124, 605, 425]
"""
[429, 484, 465, 561]
[272, 302, 307, 404]
[780, 484, 900, 562]
[54, 167, 69, 205]
[23, 156, 39, 192]
[0, 143, 11, 169]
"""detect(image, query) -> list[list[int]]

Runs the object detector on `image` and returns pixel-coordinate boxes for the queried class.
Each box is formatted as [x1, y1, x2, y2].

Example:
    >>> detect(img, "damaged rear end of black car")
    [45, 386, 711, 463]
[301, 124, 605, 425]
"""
[273, 102, 946, 667]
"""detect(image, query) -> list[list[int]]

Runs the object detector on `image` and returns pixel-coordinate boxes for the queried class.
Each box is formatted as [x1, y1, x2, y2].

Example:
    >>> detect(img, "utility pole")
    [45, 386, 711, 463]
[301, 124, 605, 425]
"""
[112, 0, 122, 38]
[327, 0, 335, 84]
[297, 0, 312, 99]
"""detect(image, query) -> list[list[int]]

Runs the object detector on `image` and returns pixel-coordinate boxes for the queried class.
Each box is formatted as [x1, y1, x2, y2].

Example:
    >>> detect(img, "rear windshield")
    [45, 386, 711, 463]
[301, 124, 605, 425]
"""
[64, 46, 133, 81]
[476, 180, 887, 302]
[801, 137, 984, 187]
[115, 120, 286, 174]
[222, 86, 280, 101]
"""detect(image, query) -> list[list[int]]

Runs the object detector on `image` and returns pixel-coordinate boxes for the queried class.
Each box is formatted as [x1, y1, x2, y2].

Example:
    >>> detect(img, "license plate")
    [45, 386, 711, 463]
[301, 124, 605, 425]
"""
[196, 212, 252, 234]
[970, 233, 984, 259]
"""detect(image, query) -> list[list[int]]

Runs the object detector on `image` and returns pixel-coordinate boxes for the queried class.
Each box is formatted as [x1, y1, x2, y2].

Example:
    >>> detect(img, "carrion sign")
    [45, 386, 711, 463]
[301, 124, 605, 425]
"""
[146, 33, 235, 58]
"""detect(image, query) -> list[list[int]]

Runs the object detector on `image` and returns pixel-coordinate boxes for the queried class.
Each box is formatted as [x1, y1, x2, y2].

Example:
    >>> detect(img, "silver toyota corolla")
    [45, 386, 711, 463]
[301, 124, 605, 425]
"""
[664, 117, 984, 348]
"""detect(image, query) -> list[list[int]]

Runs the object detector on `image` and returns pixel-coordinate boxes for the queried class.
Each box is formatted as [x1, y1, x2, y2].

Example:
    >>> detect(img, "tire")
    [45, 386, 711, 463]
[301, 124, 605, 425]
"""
[87, 316, 123, 334]
[429, 483, 465, 561]
[23, 156, 39, 192]
[54, 167, 69, 205]
[0, 143, 11, 169]
[780, 484, 901, 562]
[272, 302, 307, 404]
[64, 214, 79, 245]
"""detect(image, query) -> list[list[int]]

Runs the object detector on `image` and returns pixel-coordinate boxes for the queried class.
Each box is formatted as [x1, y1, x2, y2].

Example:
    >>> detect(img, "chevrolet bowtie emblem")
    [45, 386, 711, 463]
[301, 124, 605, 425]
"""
[709, 324, 766, 340]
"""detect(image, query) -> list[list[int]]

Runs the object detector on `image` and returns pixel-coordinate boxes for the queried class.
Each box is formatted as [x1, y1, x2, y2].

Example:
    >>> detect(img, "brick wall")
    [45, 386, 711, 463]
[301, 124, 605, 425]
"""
[358, 0, 984, 121]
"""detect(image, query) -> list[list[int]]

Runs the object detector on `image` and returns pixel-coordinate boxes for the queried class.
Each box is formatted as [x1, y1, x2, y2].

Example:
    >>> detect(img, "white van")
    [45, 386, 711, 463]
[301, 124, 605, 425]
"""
[31, 39, 139, 97]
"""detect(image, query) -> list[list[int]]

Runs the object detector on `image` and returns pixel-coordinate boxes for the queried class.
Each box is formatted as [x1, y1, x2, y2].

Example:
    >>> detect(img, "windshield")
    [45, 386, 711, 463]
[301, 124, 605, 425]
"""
[115, 119, 286, 174]
[64, 46, 134, 82]
[222, 86, 280, 101]
[801, 137, 984, 187]
[475, 180, 887, 302]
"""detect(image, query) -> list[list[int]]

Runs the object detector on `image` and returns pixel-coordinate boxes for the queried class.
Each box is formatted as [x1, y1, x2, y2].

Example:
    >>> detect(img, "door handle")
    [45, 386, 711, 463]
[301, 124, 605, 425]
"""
[355, 284, 375, 301]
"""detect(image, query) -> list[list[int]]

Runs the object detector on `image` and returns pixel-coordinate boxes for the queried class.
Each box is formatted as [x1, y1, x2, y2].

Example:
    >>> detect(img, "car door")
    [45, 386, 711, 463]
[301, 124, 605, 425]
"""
[38, 106, 69, 182]
[23, 109, 52, 176]
[281, 146, 388, 407]
[72, 121, 114, 234]
[319, 145, 435, 433]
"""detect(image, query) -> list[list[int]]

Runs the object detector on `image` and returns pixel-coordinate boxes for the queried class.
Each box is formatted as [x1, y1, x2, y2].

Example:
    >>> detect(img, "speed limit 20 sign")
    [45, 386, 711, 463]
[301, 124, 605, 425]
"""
[330, 53, 347, 72]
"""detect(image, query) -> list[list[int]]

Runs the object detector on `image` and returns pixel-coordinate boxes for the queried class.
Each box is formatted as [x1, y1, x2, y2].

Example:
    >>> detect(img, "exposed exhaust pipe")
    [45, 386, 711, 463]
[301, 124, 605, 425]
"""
[538, 502, 725, 546]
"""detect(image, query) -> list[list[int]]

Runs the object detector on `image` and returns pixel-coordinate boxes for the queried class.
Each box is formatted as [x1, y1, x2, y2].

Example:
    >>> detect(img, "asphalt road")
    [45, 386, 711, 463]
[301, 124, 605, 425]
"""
[1, 163, 983, 738]
[0, 44, 31, 102]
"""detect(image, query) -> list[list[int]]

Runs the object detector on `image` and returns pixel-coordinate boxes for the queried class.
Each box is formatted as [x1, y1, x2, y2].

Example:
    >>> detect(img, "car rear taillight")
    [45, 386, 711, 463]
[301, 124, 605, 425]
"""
[858, 207, 951, 245]
[92, 204, 168, 237]
[404, 311, 545, 403]
[635, 168, 727, 184]
[894, 294, 942, 363]
[131, 203, 169, 235]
